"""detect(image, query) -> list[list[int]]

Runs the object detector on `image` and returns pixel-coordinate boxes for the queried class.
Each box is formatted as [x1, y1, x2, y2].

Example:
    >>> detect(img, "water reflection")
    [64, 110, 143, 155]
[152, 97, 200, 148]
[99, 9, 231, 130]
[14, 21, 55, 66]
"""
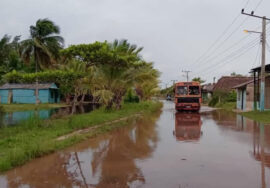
[173, 112, 202, 141]
[0, 104, 99, 127]
[3, 111, 160, 188]
[3, 102, 270, 188]
[212, 110, 270, 188]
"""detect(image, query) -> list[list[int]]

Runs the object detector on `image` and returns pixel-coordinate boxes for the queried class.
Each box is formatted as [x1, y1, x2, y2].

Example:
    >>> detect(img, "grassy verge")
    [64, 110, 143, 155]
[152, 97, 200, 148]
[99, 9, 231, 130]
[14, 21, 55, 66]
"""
[211, 102, 236, 111]
[1, 103, 68, 112]
[242, 110, 270, 124]
[0, 101, 162, 172]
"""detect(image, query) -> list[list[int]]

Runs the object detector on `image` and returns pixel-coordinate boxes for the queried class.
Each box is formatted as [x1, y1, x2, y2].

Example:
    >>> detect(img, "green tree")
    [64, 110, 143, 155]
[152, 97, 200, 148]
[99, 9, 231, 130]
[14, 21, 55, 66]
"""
[61, 39, 160, 109]
[230, 72, 243, 77]
[134, 63, 160, 100]
[21, 18, 64, 70]
[0, 35, 23, 77]
[192, 77, 205, 84]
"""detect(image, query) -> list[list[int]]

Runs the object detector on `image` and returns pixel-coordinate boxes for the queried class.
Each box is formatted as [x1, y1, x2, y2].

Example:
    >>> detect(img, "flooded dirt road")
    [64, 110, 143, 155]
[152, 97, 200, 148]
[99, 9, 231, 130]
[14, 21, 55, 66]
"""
[1, 101, 270, 188]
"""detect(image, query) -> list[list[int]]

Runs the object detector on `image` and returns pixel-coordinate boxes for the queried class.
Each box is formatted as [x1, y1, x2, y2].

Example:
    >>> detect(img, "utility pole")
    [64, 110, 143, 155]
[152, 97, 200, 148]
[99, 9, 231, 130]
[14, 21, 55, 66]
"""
[241, 9, 270, 111]
[35, 60, 39, 105]
[182, 70, 191, 82]
[171, 80, 177, 85]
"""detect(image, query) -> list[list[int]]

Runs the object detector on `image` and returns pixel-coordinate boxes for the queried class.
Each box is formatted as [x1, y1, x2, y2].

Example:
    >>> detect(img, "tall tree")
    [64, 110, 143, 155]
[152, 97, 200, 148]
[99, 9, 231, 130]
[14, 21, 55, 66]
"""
[0, 35, 22, 77]
[21, 18, 64, 70]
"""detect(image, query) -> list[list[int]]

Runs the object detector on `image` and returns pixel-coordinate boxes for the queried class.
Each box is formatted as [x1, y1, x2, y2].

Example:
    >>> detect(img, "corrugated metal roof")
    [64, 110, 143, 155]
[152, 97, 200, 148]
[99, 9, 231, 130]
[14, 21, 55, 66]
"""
[251, 64, 270, 73]
[0, 83, 58, 89]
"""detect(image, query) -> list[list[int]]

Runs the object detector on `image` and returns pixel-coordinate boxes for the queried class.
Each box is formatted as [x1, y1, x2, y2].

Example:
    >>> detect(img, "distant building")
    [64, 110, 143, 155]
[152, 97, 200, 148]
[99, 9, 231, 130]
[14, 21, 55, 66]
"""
[201, 83, 215, 102]
[0, 83, 60, 104]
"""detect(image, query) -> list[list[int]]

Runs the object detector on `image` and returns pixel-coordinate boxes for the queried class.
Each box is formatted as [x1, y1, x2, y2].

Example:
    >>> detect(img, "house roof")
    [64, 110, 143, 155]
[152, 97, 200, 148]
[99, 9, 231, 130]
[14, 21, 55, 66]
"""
[213, 76, 252, 92]
[202, 83, 215, 92]
[232, 75, 270, 89]
[250, 64, 270, 73]
[0, 83, 58, 90]
[232, 79, 255, 89]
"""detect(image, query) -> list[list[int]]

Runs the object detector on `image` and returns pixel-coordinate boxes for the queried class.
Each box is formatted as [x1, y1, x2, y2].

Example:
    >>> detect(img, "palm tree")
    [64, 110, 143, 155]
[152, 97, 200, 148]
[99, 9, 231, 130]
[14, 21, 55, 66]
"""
[134, 63, 160, 100]
[21, 18, 64, 104]
[21, 18, 64, 69]
[92, 39, 143, 109]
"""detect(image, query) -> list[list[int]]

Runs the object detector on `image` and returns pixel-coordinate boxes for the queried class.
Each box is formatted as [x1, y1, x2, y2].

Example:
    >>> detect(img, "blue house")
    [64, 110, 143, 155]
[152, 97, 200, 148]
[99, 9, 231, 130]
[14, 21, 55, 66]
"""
[0, 83, 60, 104]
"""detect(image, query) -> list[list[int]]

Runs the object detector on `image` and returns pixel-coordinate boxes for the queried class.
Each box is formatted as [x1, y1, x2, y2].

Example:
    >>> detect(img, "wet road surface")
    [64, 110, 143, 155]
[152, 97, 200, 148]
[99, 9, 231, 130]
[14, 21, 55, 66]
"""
[1, 101, 270, 188]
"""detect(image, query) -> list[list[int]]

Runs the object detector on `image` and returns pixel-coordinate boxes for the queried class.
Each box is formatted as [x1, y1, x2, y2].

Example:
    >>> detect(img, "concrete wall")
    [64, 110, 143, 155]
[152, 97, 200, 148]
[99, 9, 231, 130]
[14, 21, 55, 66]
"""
[237, 87, 253, 111]
[236, 90, 242, 110]
[245, 84, 254, 111]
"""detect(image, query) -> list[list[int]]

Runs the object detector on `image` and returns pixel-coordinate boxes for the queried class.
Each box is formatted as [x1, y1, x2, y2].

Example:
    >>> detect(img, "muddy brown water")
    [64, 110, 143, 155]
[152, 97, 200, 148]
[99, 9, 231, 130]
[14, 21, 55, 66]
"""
[1, 101, 270, 188]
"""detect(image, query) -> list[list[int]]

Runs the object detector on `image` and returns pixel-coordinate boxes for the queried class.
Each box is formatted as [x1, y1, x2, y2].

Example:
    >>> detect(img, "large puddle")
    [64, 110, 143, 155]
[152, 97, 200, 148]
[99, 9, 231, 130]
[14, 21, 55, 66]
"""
[0, 104, 99, 127]
[1, 101, 270, 188]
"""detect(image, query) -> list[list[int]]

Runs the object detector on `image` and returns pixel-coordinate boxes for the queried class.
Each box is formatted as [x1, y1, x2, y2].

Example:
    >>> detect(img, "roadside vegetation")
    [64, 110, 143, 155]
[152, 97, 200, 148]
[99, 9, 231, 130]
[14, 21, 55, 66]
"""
[208, 90, 236, 111]
[0, 101, 162, 172]
[242, 110, 270, 124]
[0, 18, 160, 108]
[0, 19, 163, 172]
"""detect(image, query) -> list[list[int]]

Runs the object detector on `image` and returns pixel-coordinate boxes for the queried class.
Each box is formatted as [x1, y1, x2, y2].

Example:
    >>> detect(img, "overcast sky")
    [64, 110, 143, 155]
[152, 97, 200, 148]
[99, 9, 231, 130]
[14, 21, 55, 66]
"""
[1, 0, 270, 87]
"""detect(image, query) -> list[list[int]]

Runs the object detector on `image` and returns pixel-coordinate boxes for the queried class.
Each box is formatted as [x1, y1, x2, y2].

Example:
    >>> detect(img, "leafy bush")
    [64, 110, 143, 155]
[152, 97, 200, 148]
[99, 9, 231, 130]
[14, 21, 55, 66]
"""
[208, 96, 219, 107]
[208, 90, 236, 107]
[124, 89, 140, 103]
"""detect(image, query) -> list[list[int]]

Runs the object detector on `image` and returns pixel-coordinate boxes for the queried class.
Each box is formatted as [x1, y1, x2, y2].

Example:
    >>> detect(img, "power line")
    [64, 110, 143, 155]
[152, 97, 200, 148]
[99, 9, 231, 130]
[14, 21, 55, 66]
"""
[193, 22, 270, 74]
[189, 0, 251, 68]
[199, 43, 259, 78]
[193, 37, 258, 74]
[252, 43, 261, 68]
[254, 0, 263, 11]
[194, 38, 259, 75]
[190, 0, 265, 70]
[199, 41, 260, 77]
[193, 28, 270, 75]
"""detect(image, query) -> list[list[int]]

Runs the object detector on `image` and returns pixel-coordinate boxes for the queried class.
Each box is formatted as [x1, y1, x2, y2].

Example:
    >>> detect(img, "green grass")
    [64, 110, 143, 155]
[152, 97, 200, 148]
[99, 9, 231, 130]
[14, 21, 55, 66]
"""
[1, 103, 69, 112]
[214, 102, 236, 111]
[0, 101, 162, 172]
[242, 110, 270, 124]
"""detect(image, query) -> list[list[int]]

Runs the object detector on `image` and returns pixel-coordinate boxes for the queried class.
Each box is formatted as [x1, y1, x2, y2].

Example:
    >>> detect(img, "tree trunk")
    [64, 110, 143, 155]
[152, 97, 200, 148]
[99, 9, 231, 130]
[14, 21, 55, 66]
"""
[71, 94, 79, 114]
[79, 94, 86, 104]
[65, 95, 71, 105]
[115, 94, 123, 110]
